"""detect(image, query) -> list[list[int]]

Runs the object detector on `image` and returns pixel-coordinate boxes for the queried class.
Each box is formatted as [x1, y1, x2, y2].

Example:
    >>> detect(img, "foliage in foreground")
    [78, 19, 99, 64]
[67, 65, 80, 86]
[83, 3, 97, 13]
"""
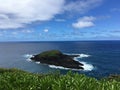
[0, 68, 120, 90]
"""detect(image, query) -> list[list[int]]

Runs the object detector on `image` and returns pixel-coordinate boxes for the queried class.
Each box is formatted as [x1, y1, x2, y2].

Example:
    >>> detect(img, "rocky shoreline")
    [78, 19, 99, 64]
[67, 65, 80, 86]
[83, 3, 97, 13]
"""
[31, 50, 84, 70]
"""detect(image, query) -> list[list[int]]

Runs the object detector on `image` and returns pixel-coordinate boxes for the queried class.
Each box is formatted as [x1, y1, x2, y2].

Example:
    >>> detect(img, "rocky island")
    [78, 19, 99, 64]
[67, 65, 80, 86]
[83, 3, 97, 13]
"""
[31, 50, 84, 70]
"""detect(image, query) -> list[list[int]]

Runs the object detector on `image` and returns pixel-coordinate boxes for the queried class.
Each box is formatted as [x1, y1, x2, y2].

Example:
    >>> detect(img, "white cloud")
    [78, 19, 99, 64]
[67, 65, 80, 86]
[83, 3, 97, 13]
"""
[64, 0, 102, 13]
[55, 19, 65, 22]
[44, 29, 49, 32]
[72, 16, 96, 29]
[0, 0, 65, 29]
[0, 0, 103, 29]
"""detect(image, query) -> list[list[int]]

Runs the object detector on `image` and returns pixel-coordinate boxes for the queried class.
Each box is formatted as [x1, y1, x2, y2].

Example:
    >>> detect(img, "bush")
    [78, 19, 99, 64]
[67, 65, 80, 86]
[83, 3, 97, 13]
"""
[0, 68, 120, 90]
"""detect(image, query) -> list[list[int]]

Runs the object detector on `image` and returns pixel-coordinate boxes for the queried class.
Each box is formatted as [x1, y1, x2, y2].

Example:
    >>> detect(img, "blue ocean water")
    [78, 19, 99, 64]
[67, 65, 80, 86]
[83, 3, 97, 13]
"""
[0, 41, 120, 78]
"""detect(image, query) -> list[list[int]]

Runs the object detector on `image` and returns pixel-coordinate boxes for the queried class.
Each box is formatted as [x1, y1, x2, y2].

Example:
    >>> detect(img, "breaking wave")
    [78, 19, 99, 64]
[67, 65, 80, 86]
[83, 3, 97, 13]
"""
[78, 54, 90, 58]
[80, 62, 94, 71]
[23, 54, 34, 62]
[73, 56, 94, 71]
[65, 53, 90, 58]
[49, 65, 82, 71]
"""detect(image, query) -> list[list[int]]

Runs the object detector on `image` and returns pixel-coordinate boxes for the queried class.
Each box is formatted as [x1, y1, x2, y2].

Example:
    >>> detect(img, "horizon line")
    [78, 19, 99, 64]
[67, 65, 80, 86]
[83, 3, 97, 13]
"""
[0, 40, 120, 43]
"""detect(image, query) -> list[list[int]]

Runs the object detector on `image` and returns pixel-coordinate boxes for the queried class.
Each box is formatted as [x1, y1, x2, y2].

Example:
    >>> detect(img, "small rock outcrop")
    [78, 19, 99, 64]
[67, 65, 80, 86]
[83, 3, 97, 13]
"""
[31, 50, 84, 70]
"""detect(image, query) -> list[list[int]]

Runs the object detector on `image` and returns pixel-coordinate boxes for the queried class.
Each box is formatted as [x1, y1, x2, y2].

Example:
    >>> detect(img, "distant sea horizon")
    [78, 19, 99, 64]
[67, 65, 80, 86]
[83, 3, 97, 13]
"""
[0, 40, 120, 42]
[0, 40, 120, 79]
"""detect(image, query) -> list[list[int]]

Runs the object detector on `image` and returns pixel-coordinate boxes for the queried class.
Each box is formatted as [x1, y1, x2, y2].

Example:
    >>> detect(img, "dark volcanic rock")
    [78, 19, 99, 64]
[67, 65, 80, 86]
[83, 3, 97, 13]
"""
[31, 50, 84, 70]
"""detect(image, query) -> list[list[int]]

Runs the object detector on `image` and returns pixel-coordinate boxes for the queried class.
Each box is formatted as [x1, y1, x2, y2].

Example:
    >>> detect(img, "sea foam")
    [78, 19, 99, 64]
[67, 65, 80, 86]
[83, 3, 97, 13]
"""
[23, 54, 34, 62]
[78, 54, 90, 58]
[49, 65, 82, 71]
[81, 62, 94, 71]
[35, 62, 40, 64]
[73, 55, 94, 71]
[65, 53, 90, 58]
[49, 61, 94, 71]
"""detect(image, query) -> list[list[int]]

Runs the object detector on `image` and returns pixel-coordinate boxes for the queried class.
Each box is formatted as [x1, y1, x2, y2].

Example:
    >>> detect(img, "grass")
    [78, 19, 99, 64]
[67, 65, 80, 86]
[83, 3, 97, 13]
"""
[0, 68, 120, 90]
[37, 50, 62, 58]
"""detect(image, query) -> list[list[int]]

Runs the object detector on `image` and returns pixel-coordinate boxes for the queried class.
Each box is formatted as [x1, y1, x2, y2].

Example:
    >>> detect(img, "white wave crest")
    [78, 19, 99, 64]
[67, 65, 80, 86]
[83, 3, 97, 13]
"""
[49, 65, 82, 71]
[24, 54, 33, 58]
[78, 54, 90, 58]
[35, 62, 40, 64]
[81, 62, 94, 71]
[73, 57, 94, 71]
[49, 62, 94, 71]
[23, 54, 34, 62]
[65, 53, 90, 58]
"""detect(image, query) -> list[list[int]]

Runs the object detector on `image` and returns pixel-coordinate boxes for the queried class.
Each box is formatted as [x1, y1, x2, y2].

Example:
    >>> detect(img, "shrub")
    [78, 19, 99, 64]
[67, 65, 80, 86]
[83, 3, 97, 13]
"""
[0, 68, 120, 90]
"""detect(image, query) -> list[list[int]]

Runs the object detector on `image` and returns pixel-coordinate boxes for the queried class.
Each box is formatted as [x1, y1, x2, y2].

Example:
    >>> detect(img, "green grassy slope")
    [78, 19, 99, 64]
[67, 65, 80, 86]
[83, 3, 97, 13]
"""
[0, 68, 120, 90]
[36, 50, 62, 58]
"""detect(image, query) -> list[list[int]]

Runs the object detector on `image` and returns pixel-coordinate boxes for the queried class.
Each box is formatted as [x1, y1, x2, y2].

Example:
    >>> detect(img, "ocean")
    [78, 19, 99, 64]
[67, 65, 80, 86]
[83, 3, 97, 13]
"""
[0, 41, 120, 78]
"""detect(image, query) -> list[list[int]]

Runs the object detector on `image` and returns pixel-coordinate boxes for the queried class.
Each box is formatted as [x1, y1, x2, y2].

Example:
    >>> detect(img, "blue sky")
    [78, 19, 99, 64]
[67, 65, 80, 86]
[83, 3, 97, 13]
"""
[0, 0, 120, 41]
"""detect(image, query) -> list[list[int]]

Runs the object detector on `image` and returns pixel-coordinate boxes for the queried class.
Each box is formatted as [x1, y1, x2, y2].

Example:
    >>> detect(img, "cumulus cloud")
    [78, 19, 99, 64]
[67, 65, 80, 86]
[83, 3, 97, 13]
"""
[72, 16, 96, 29]
[0, 0, 103, 29]
[0, 0, 65, 29]
[64, 0, 102, 13]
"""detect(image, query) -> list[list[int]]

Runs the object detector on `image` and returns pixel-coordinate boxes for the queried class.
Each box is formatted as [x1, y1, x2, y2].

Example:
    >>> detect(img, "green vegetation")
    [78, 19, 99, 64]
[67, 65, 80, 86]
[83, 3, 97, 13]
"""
[0, 68, 120, 90]
[36, 50, 62, 58]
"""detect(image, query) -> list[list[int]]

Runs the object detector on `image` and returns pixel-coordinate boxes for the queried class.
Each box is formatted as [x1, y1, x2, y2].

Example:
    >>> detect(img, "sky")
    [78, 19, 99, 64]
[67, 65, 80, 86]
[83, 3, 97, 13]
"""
[0, 0, 120, 41]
